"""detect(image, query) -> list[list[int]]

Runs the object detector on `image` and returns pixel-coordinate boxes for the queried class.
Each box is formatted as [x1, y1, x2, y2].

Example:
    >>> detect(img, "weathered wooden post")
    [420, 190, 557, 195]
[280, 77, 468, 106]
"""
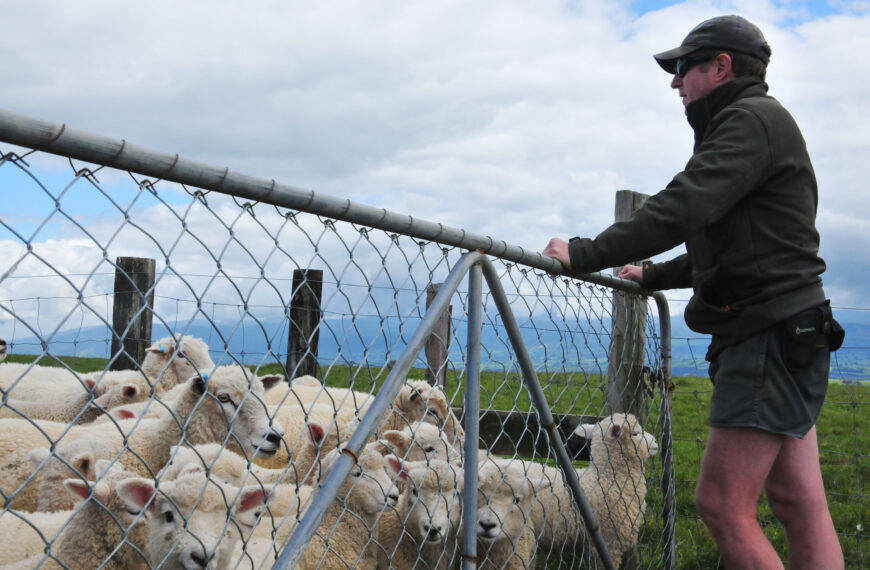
[606, 190, 650, 570]
[425, 283, 452, 389]
[110, 257, 156, 371]
[606, 189, 650, 419]
[286, 269, 323, 379]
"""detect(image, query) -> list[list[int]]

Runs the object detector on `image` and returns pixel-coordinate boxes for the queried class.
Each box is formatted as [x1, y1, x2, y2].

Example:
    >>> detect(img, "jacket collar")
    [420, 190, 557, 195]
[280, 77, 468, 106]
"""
[686, 76, 769, 148]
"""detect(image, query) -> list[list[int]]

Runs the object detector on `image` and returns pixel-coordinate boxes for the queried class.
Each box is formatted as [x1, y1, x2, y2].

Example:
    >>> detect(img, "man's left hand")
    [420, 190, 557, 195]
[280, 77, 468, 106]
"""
[543, 238, 571, 270]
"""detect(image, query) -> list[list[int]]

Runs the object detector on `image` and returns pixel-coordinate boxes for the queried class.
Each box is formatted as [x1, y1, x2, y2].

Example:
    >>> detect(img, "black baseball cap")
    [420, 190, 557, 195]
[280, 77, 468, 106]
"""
[654, 15, 771, 74]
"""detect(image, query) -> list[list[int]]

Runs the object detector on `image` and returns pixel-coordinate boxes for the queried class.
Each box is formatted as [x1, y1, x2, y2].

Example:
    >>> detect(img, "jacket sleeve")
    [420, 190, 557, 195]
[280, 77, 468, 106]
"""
[567, 105, 772, 273]
[642, 255, 692, 290]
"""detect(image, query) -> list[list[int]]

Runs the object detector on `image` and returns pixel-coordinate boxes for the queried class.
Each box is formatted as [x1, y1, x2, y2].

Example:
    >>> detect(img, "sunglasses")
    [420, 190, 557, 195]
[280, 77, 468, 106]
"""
[675, 55, 714, 77]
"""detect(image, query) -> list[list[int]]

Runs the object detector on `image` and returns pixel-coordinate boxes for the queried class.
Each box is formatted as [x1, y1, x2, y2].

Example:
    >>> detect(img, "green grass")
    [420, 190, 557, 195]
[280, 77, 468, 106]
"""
[5, 355, 868, 568]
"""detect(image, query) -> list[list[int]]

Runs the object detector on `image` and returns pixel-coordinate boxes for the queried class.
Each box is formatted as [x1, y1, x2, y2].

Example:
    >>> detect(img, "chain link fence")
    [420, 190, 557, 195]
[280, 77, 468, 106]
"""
[3, 108, 861, 569]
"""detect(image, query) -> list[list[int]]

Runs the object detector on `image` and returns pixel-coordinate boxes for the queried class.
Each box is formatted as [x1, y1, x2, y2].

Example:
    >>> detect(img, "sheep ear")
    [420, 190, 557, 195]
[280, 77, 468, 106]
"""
[377, 430, 409, 455]
[71, 451, 96, 480]
[258, 374, 284, 392]
[112, 407, 137, 420]
[574, 423, 596, 438]
[63, 478, 92, 501]
[83, 377, 97, 391]
[237, 484, 273, 513]
[191, 375, 207, 395]
[307, 421, 327, 446]
[385, 455, 406, 480]
[28, 448, 50, 469]
[146, 340, 173, 354]
[116, 478, 157, 512]
[609, 424, 623, 440]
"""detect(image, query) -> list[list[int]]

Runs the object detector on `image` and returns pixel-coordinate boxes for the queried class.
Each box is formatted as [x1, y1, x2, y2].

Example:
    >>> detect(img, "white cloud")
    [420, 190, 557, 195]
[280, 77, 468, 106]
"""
[1, 0, 869, 341]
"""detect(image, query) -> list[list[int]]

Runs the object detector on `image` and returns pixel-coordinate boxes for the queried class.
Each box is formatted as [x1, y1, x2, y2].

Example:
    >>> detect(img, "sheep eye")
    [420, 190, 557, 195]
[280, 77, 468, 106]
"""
[217, 394, 232, 404]
[513, 496, 521, 505]
[411, 487, 419, 497]
[352, 468, 363, 478]
[163, 510, 175, 524]
[423, 446, 436, 454]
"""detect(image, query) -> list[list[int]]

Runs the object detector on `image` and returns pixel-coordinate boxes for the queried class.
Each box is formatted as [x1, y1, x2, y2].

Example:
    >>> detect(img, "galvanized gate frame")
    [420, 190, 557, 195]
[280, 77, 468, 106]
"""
[273, 250, 676, 570]
[0, 109, 676, 569]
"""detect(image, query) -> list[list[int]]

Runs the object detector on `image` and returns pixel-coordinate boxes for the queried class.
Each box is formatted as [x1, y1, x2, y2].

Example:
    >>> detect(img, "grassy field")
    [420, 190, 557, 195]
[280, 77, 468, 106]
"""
[4, 354, 867, 568]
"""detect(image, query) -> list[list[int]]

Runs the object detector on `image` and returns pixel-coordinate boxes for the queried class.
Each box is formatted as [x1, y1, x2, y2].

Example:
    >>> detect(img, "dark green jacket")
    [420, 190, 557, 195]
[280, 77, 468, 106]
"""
[568, 76, 826, 349]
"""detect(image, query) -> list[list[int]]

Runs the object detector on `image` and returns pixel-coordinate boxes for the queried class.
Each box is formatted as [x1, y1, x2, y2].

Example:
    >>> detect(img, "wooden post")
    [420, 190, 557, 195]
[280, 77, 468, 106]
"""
[606, 190, 649, 570]
[286, 269, 323, 379]
[425, 283, 452, 388]
[110, 257, 156, 371]
[606, 190, 650, 419]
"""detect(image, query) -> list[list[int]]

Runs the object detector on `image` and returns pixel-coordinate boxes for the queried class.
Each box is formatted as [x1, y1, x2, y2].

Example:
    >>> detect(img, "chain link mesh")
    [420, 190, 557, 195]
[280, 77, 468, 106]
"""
[0, 139, 670, 569]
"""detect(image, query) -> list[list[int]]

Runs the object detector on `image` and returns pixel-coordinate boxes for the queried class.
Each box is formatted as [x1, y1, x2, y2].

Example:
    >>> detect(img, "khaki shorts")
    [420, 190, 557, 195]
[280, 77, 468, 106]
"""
[707, 324, 829, 439]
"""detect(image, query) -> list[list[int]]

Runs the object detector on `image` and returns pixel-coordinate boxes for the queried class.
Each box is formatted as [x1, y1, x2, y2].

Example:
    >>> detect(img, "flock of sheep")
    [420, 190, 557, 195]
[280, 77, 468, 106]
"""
[0, 334, 659, 569]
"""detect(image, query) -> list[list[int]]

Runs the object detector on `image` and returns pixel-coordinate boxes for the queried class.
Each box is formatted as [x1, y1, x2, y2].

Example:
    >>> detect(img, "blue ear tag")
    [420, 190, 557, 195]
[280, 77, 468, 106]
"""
[202, 373, 209, 381]
[158, 344, 166, 353]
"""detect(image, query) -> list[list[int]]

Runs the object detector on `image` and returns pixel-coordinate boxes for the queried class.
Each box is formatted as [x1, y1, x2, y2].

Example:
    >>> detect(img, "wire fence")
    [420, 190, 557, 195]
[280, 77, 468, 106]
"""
[0, 109, 866, 569]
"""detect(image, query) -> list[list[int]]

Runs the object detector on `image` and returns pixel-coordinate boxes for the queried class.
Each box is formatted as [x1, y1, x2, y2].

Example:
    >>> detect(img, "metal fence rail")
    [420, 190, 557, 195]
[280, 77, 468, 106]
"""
[0, 109, 673, 569]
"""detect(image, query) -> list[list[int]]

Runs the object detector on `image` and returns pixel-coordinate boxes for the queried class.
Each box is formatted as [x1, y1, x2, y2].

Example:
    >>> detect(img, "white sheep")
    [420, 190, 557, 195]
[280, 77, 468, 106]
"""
[139, 334, 215, 393]
[375, 420, 463, 465]
[0, 337, 7, 362]
[161, 443, 289, 487]
[0, 378, 145, 424]
[572, 413, 659, 569]
[376, 458, 464, 569]
[0, 335, 212, 405]
[116, 467, 273, 569]
[0, 364, 285, 512]
[476, 456, 552, 570]
[0, 459, 151, 569]
[232, 441, 400, 569]
[264, 378, 463, 450]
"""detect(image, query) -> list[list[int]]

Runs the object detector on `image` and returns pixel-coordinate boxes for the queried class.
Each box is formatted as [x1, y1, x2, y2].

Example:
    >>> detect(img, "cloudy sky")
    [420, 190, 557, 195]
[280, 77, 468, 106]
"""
[1, 0, 869, 332]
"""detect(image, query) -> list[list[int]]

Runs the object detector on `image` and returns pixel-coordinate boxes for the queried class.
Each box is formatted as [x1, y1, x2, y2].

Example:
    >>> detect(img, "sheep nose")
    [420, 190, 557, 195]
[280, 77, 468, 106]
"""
[478, 521, 496, 533]
[188, 551, 208, 569]
[388, 492, 400, 505]
[265, 429, 282, 445]
[424, 524, 443, 542]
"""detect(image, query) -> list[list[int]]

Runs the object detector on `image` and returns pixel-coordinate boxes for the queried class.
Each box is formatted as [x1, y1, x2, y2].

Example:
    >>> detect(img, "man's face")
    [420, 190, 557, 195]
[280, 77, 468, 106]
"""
[670, 57, 720, 107]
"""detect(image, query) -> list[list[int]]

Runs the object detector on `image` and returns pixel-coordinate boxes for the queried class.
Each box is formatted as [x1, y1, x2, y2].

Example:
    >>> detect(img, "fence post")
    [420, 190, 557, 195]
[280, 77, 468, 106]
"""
[606, 189, 650, 418]
[110, 257, 156, 371]
[286, 269, 323, 379]
[606, 190, 649, 570]
[425, 283, 452, 389]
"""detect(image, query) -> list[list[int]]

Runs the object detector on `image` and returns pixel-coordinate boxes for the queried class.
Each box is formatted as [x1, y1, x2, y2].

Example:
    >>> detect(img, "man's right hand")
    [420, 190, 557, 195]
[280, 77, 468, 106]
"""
[618, 264, 643, 283]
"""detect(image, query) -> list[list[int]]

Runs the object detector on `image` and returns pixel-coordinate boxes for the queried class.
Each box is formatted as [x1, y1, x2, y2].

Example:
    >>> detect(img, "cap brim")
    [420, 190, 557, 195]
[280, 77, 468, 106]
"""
[653, 44, 699, 74]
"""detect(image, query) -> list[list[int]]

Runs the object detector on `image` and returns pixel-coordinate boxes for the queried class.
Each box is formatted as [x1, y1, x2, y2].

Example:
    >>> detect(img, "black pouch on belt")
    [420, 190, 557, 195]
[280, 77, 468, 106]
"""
[782, 300, 845, 371]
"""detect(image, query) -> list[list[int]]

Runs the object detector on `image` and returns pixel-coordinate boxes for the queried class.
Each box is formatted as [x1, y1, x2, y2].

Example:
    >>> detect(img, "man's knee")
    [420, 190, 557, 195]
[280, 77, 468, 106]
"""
[766, 485, 828, 527]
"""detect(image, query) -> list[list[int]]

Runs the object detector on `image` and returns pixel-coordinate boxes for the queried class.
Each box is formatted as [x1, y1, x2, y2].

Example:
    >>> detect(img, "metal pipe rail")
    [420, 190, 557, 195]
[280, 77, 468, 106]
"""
[0, 108, 644, 294]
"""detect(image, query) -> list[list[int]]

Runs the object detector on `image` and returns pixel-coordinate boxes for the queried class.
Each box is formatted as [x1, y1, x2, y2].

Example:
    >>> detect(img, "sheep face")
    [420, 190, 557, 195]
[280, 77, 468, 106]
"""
[0, 338, 6, 362]
[576, 413, 659, 463]
[321, 443, 399, 521]
[184, 365, 285, 459]
[117, 472, 271, 570]
[377, 421, 462, 465]
[145, 335, 214, 392]
[403, 460, 463, 545]
[476, 460, 538, 545]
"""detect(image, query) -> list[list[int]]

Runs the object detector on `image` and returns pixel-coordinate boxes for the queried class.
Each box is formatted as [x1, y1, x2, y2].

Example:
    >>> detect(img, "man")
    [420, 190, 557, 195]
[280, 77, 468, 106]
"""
[543, 15, 844, 569]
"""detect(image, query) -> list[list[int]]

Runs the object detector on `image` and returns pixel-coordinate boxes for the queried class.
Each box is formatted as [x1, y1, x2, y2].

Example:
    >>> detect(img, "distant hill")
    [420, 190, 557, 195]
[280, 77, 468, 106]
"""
[5, 314, 869, 382]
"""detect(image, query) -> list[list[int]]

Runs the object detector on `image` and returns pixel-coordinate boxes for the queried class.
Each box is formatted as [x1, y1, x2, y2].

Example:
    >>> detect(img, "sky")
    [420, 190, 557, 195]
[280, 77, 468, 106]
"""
[1, 0, 869, 338]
